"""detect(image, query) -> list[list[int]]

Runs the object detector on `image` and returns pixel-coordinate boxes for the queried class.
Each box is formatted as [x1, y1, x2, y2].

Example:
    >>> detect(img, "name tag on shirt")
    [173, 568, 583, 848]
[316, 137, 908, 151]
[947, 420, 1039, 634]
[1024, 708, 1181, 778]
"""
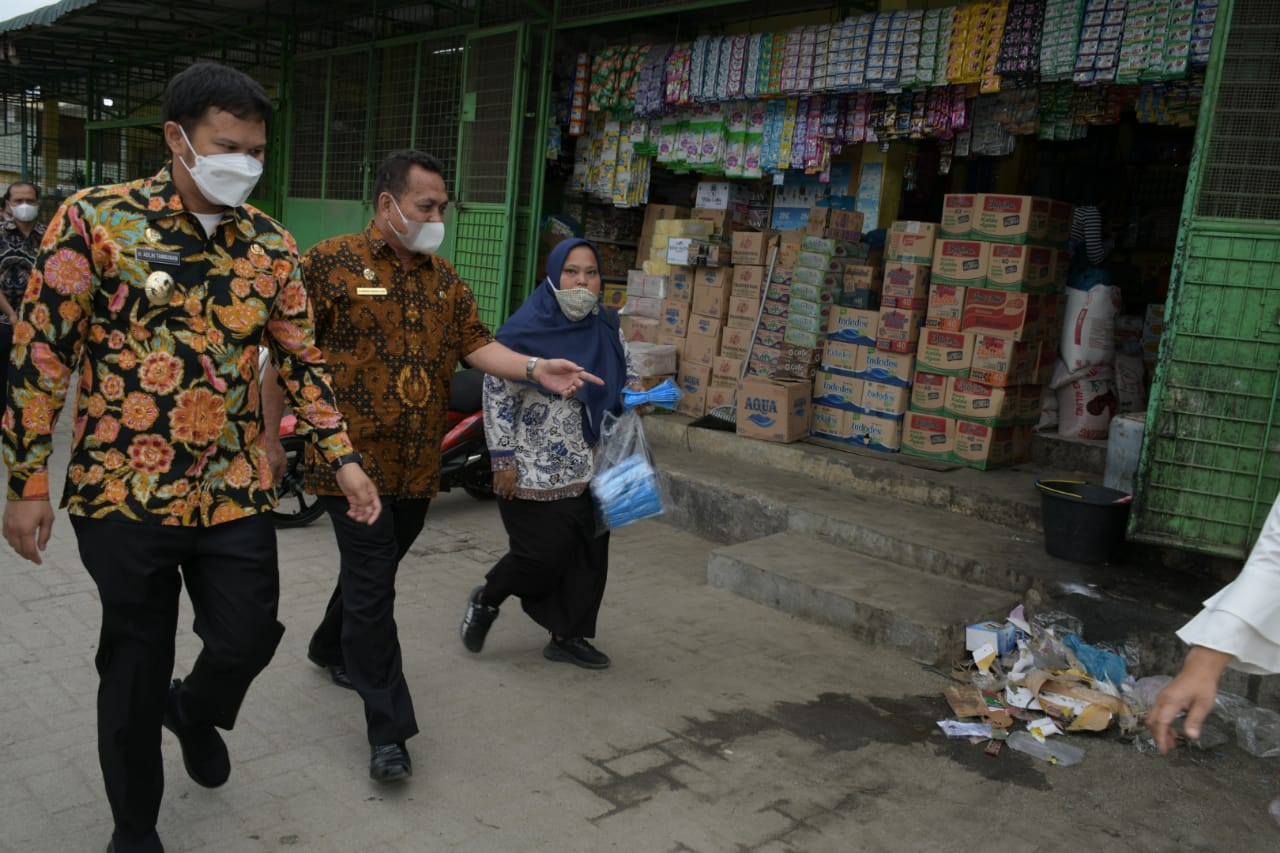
[356, 287, 387, 296]
[135, 247, 181, 266]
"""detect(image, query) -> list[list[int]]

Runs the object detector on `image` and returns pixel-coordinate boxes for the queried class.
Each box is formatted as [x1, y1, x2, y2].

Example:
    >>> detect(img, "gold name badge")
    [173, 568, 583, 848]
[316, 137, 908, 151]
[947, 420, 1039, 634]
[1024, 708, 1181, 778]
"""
[357, 286, 387, 296]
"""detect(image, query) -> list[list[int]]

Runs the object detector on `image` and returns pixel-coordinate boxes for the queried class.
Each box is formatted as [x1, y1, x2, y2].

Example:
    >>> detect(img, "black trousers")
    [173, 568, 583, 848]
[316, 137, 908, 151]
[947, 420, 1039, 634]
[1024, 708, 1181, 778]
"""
[486, 491, 610, 639]
[72, 514, 283, 849]
[309, 496, 429, 746]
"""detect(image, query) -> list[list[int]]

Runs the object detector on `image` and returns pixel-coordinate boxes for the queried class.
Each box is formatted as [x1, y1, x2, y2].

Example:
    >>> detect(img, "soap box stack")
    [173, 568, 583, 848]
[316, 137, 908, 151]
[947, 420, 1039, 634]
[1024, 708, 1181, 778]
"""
[902, 194, 1071, 469]
[807, 220, 936, 453]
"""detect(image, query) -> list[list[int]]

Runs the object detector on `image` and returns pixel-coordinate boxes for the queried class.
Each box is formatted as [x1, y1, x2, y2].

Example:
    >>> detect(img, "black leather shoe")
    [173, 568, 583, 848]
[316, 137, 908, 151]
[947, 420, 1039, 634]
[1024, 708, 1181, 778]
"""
[460, 586, 500, 653]
[307, 649, 354, 690]
[370, 742, 412, 782]
[543, 636, 610, 670]
[163, 679, 230, 788]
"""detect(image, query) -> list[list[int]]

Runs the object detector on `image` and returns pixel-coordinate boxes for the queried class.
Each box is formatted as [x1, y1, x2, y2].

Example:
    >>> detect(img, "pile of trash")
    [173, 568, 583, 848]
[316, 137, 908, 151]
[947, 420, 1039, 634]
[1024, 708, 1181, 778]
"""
[936, 606, 1280, 765]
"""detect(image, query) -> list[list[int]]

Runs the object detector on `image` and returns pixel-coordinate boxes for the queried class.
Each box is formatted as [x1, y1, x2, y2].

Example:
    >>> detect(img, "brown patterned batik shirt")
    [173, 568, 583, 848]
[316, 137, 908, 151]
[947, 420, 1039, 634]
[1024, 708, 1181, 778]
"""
[301, 220, 494, 499]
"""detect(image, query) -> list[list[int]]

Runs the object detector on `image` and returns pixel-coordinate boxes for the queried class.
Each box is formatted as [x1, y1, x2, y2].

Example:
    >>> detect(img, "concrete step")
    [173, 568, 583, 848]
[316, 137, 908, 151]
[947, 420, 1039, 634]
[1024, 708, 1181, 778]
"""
[653, 425, 1083, 596]
[708, 532, 1023, 664]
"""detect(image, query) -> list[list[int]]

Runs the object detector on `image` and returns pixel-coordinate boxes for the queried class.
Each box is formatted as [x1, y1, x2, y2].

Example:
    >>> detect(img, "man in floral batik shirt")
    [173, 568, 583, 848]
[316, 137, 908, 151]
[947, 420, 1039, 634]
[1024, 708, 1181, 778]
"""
[1, 62, 380, 853]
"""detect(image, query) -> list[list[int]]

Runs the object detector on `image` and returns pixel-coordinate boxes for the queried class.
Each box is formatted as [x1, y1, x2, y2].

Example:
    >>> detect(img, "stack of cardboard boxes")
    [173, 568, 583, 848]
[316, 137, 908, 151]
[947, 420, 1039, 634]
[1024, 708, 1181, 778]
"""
[902, 193, 1072, 469]
[809, 219, 933, 452]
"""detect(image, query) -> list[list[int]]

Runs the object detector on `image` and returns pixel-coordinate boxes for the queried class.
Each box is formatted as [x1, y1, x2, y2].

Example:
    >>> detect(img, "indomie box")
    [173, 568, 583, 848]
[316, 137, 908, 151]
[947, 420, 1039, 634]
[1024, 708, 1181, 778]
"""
[945, 378, 1017, 425]
[915, 328, 975, 377]
[911, 371, 948, 412]
[901, 411, 956, 457]
[985, 244, 1062, 292]
[940, 193, 976, 238]
[962, 289, 1046, 341]
[972, 194, 1050, 245]
[953, 420, 1016, 469]
[925, 284, 967, 332]
[736, 377, 811, 443]
[969, 335, 1038, 387]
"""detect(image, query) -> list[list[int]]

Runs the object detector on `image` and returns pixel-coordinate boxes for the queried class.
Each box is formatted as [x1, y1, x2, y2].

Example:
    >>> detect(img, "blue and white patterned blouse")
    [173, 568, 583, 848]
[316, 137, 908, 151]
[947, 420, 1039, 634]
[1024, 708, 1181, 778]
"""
[482, 334, 634, 501]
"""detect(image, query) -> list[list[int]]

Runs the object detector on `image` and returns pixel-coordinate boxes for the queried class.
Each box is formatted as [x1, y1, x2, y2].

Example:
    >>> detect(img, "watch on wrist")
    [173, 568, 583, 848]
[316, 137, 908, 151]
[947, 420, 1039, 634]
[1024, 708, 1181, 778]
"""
[331, 451, 364, 471]
[525, 357, 539, 381]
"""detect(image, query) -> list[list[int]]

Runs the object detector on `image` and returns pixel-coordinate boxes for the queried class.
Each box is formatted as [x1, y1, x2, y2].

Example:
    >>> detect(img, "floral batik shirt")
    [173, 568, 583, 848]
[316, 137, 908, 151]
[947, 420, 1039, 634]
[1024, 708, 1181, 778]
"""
[301, 220, 494, 499]
[2, 167, 355, 526]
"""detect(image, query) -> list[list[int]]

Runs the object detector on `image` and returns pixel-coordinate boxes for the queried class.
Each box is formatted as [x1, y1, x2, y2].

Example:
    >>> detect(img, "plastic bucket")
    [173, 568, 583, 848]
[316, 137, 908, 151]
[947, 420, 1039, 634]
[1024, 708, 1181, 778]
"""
[1035, 479, 1132, 564]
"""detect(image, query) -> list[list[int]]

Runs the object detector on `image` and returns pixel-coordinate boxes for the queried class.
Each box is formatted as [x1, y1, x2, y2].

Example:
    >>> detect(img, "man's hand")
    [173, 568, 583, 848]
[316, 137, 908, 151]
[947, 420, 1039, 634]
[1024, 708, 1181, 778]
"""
[1145, 646, 1232, 753]
[533, 358, 605, 398]
[334, 464, 382, 525]
[263, 437, 287, 485]
[493, 468, 517, 499]
[3, 500, 56, 564]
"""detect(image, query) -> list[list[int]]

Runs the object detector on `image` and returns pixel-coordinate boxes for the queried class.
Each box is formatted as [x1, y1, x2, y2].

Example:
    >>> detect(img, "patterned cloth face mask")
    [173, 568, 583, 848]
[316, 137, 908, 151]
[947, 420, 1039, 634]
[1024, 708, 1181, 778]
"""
[552, 282, 599, 321]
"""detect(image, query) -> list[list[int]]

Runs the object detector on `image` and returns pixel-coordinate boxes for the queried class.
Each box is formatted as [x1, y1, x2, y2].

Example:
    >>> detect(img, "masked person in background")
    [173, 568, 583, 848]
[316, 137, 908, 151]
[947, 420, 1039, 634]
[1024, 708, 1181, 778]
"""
[0, 182, 45, 406]
[263, 150, 602, 784]
[459, 238, 634, 670]
[2, 62, 381, 853]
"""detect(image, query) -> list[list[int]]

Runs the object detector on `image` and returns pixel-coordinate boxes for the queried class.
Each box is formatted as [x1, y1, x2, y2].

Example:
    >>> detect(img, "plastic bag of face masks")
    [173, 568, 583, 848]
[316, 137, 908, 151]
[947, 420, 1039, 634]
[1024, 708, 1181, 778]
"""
[591, 409, 666, 532]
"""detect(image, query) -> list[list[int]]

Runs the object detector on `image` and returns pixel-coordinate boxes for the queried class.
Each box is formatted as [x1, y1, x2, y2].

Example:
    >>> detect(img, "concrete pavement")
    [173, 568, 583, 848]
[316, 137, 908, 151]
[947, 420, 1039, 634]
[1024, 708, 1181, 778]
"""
[2, 426, 1278, 852]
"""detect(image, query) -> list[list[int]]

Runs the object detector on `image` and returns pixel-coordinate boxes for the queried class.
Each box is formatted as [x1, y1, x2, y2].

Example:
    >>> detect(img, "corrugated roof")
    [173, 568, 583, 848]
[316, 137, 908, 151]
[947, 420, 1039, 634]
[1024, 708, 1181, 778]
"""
[0, 0, 98, 33]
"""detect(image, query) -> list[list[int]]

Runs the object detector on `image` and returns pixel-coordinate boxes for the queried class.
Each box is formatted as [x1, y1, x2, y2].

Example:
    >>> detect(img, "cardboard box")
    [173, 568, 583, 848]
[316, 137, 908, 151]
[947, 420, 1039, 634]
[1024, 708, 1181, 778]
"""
[731, 231, 778, 266]
[862, 381, 910, 418]
[925, 284, 967, 331]
[736, 376, 811, 443]
[689, 207, 730, 235]
[827, 306, 879, 346]
[911, 371, 948, 412]
[813, 369, 864, 410]
[620, 315, 660, 343]
[726, 295, 757, 322]
[842, 264, 882, 291]
[749, 343, 781, 371]
[637, 204, 691, 261]
[821, 339, 861, 373]
[946, 378, 1017, 425]
[665, 237, 695, 266]
[810, 404, 853, 439]
[667, 266, 695, 302]
[885, 221, 938, 264]
[712, 355, 743, 386]
[705, 384, 737, 410]
[656, 329, 685, 349]
[694, 266, 733, 289]
[828, 209, 865, 241]
[628, 342, 678, 376]
[720, 325, 755, 353]
[692, 284, 730, 320]
[856, 347, 915, 387]
[626, 270, 669, 299]
[954, 420, 1016, 469]
[683, 330, 721, 366]
[659, 299, 690, 338]
[940, 194, 976, 238]
[875, 305, 925, 349]
[782, 326, 824, 349]
[731, 264, 765, 296]
[848, 410, 903, 451]
[985, 244, 1061, 292]
[619, 295, 661, 318]
[690, 312, 723, 337]
[931, 239, 991, 287]
[965, 620, 1017, 654]
[882, 262, 932, 302]
[915, 328, 975, 377]
[676, 364, 711, 417]
[776, 344, 823, 380]
[969, 334, 1038, 387]
[695, 180, 750, 211]
[972, 194, 1051, 245]
[962, 289, 1046, 341]
[901, 411, 956, 457]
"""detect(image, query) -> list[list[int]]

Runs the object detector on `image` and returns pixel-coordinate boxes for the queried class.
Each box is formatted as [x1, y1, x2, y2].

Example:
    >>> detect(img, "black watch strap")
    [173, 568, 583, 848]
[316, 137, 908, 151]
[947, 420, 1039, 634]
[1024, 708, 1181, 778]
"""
[331, 451, 364, 471]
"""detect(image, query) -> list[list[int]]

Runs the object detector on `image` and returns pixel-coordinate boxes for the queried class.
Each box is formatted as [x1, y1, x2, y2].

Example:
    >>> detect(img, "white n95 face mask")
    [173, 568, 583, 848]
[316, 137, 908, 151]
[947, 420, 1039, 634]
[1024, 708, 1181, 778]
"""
[389, 197, 445, 255]
[10, 202, 38, 223]
[179, 125, 263, 208]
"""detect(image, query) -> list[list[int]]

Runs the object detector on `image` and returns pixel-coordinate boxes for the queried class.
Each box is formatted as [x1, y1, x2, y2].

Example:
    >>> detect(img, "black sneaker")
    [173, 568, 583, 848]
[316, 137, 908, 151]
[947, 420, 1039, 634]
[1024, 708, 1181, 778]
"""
[460, 586, 500, 653]
[370, 742, 412, 783]
[163, 679, 230, 788]
[543, 636, 610, 670]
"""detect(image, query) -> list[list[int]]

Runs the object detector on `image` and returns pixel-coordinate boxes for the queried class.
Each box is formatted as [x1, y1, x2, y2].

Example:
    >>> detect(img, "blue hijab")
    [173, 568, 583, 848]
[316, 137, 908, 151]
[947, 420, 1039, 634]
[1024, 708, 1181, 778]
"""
[496, 238, 626, 444]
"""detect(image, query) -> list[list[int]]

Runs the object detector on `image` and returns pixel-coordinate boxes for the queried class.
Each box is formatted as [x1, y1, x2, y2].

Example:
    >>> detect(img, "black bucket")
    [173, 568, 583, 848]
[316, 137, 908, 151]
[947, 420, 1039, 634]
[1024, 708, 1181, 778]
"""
[1035, 479, 1132, 564]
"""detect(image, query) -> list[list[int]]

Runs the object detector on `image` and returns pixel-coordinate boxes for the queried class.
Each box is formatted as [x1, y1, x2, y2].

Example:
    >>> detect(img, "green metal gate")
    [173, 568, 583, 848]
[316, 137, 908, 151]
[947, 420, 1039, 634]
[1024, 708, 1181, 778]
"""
[1134, 0, 1280, 558]
[452, 24, 531, 330]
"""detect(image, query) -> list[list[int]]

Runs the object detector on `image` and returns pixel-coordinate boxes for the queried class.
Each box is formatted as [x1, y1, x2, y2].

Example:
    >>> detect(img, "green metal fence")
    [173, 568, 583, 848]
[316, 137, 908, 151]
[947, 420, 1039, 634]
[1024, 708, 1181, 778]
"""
[1135, 0, 1280, 557]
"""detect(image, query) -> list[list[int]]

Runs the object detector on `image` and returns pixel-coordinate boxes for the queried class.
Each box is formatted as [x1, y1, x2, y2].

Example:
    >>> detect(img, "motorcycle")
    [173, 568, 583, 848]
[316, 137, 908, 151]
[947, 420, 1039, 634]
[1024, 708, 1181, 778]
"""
[271, 367, 494, 528]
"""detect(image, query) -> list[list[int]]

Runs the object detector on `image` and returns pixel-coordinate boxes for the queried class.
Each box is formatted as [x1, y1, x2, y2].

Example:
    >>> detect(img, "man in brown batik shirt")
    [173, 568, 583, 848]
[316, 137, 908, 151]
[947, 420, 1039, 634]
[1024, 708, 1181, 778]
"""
[264, 149, 600, 784]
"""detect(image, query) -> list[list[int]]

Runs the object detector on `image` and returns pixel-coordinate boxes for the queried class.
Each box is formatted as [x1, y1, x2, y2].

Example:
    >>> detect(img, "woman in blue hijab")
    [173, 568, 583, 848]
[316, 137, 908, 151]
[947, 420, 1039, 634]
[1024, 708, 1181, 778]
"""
[459, 238, 633, 669]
